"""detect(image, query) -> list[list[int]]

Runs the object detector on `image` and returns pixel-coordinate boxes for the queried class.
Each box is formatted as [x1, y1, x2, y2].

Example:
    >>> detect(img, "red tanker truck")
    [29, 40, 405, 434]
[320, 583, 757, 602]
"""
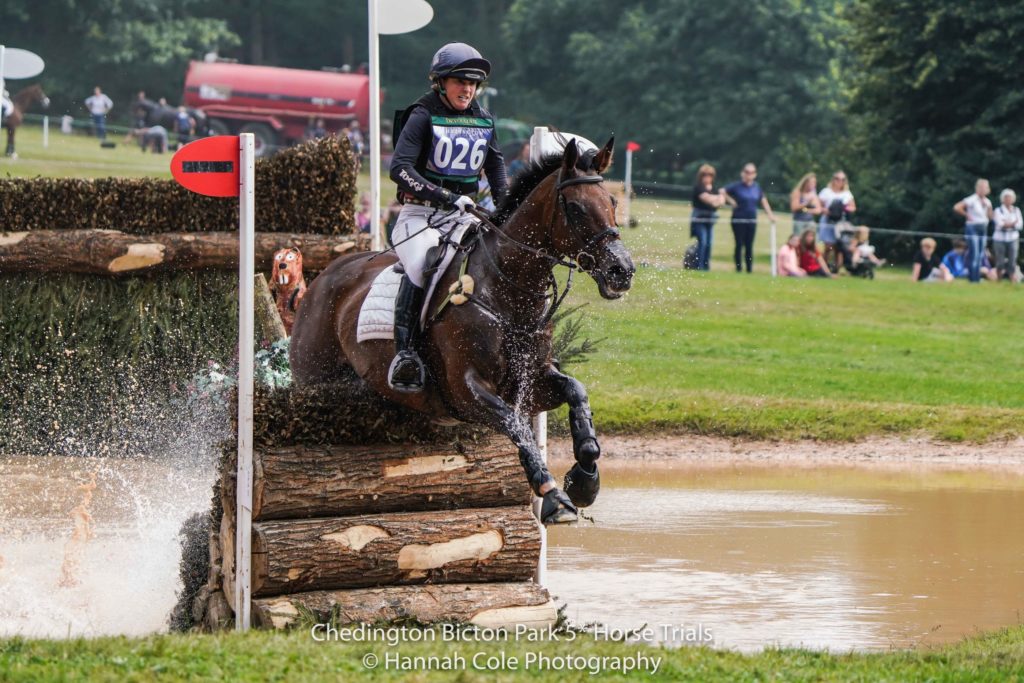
[182, 61, 371, 156]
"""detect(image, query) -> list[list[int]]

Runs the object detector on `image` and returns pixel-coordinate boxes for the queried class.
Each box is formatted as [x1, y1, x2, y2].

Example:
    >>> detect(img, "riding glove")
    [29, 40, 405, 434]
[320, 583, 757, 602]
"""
[452, 195, 476, 214]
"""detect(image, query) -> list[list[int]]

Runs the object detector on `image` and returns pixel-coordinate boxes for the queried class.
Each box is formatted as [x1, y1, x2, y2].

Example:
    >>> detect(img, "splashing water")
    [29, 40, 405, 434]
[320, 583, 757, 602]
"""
[0, 392, 223, 638]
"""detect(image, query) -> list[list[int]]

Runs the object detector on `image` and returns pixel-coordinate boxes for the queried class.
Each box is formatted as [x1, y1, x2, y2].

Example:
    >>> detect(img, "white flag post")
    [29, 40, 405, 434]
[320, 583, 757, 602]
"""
[531, 412, 548, 586]
[235, 133, 256, 631]
[368, 0, 434, 252]
[770, 221, 778, 277]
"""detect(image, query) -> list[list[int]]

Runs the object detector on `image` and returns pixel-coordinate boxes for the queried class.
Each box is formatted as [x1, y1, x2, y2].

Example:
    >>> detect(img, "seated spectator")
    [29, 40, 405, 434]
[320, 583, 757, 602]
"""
[981, 248, 999, 282]
[777, 233, 806, 277]
[941, 239, 970, 279]
[797, 229, 833, 278]
[913, 237, 951, 282]
[847, 226, 886, 278]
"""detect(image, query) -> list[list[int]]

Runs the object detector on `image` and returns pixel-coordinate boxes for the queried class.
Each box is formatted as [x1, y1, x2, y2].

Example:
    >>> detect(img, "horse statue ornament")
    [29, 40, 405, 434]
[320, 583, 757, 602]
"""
[290, 134, 634, 525]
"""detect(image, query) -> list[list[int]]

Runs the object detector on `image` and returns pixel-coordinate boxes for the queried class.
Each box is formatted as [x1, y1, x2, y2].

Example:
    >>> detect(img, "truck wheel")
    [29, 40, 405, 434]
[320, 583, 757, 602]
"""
[208, 118, 232, 136]
[239, 123, 278, 157]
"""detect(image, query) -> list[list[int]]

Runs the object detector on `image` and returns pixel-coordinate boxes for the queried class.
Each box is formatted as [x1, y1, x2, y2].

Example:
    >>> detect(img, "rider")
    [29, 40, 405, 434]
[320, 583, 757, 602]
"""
[387, 42, 508, 392]
[0, 90, 12, 124]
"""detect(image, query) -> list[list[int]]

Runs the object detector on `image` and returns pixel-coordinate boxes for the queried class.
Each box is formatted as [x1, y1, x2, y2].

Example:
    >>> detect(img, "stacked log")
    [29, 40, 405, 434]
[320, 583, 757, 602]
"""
[188, 386, 554, 632]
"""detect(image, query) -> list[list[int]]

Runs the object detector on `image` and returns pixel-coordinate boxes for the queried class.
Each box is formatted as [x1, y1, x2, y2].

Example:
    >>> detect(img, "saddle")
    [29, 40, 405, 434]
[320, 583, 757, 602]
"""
[356, 222, 478, 343]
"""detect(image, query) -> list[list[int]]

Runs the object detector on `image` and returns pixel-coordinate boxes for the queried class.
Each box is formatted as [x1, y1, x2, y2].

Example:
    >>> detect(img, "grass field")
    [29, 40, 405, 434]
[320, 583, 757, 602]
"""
[5, 123, 1024, 441]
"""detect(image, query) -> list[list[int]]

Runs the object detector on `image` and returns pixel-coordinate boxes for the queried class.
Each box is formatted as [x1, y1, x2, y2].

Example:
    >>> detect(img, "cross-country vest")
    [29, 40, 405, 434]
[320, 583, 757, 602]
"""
[394, 93, 495, 195]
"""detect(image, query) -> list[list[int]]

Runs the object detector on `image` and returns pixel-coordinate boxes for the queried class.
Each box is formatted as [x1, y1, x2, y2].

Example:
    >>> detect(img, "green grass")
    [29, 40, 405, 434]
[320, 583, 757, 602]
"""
[2, 625, 1023, 681]
[7, 122, 1023, 442]
[0, 123, 171, 179]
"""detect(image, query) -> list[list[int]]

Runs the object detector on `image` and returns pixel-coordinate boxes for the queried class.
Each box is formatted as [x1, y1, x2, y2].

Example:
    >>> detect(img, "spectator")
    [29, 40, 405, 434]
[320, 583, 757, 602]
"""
[174, 106, 195, 149]
[133, 91, 155, 129]
[725, 163, 776, 273]
[1, 89, 12, 122]
[953, 178, 993, 283]
[913, 237, 949, 281]
[797, 229, 832, 278]
[992, 188, 1022, 282]
[84, 86, 113, 140]
[941, 238, 972, 279]
[345, 121, 365, 156]
[305, 117, 328, 141]
[127, 125, 168, 154]
[818, 170, 856, 272]
[690, 164, 727, 271]
[846, 226, 886, 278]
[777, 233, 806, 277]
[790, 172, 822, 235]
[356, 194, 372, 234]
[508, 141, 530, 177]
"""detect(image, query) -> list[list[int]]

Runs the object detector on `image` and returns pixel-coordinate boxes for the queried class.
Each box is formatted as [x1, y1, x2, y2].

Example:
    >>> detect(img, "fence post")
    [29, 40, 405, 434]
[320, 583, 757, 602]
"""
[42, 115, 48, 148]
[531, 412, 547, 586]
[770, 221, 778, 277]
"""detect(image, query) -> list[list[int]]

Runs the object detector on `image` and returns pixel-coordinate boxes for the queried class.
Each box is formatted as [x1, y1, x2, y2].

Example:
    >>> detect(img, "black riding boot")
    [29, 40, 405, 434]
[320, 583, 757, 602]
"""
[387, 275, 426, 392]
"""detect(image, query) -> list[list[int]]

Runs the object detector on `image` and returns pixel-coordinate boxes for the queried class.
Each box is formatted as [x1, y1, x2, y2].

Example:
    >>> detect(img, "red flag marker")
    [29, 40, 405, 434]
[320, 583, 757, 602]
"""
[170, 135, 241, 197]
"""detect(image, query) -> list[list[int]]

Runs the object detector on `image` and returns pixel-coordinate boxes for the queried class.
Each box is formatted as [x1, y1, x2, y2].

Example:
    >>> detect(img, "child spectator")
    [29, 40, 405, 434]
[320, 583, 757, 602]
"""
[941, 239, 970, 279]
[847, 226, 886, 278]
[777, 233, 806, 277]
[797, 229, 832, 278]
[913, 237, 950, 282]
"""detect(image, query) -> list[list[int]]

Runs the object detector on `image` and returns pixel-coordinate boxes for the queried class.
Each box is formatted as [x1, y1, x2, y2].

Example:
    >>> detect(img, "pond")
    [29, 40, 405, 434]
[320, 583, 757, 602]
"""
[546, 461, 1024, 651]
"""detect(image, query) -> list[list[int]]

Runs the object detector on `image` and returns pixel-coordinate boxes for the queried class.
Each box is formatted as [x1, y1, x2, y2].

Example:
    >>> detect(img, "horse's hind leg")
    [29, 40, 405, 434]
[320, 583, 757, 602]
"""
[536, 365, 601, 508]
[464, 369, 577, 525]
[5, 128, 14, 157]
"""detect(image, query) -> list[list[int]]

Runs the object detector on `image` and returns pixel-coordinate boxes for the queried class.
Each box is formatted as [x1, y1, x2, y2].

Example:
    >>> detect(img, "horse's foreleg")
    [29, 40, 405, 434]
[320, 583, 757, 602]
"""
[5, 128, 14, 157]
[464, 369, 577, 524]
[537, 365, 601, 508]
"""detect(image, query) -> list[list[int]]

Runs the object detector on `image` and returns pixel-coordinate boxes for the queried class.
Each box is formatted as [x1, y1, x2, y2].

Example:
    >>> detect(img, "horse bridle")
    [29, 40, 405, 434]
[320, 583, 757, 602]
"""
[554, 172, 621, 272]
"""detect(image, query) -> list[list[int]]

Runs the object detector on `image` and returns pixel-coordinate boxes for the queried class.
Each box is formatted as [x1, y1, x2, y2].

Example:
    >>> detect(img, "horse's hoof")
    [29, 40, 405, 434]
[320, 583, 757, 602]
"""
[564, 462, 600, 508]
[540, 488, 578, 525]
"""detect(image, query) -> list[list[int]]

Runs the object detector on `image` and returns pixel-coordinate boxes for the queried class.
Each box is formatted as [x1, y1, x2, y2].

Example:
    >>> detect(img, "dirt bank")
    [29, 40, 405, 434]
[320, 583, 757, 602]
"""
[548, 434, 1024, 473]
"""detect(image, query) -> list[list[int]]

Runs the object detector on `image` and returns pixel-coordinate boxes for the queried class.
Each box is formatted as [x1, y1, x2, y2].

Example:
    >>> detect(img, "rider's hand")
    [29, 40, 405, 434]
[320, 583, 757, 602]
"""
[452, 195, 476, 214]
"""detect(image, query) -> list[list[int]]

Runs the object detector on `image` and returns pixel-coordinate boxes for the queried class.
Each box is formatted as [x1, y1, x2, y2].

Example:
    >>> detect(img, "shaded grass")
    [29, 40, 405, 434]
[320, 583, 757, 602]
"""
[1, 625, 1022, 681]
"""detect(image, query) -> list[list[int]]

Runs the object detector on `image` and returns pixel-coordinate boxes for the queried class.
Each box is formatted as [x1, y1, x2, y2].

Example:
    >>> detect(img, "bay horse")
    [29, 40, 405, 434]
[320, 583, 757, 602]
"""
[290, 138, 635, 524]
[3, 84, 50, 157]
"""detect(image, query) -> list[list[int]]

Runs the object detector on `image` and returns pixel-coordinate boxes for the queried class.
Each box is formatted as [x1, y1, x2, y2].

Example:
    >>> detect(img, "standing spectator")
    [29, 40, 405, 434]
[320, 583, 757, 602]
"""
[304, 117, 328, 141]
[133, 91, 154, 129]
[508, 141, 530, 177]
[724, 163, 776, 273]
[953, 178, 993, 283]
[912, 237, 949, 282]
[690, 164, 727, 271]
[356, 193, 372, 233]
[84, 86, 113, 140]
[992, 188, 1022, 282]
[777, 233, 806, 277]
[790, 173, 822, 235]
[345, 121, 365, 156]
[817, 170, 856, 272]
[174, 106, 195, 149]
[797, 229, 833, 278]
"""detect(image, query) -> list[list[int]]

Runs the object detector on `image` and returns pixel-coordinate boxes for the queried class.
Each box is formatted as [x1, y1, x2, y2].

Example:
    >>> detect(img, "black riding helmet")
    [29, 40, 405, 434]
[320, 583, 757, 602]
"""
[428, 43, 491, 83]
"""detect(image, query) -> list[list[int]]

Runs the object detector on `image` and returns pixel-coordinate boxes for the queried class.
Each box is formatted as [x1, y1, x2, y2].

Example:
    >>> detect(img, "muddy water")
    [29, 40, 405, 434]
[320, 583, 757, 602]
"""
[0, 455, 216, 638]
[546, 464, 1024, 651]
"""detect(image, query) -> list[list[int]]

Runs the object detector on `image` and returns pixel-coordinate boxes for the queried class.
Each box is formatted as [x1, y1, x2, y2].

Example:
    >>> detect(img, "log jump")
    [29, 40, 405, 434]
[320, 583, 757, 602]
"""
[183, 386, 557, 632]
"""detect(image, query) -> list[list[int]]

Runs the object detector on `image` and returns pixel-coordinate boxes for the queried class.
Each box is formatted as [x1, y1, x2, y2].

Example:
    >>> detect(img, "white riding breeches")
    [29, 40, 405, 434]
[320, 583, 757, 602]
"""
[392, 203, 478, 288]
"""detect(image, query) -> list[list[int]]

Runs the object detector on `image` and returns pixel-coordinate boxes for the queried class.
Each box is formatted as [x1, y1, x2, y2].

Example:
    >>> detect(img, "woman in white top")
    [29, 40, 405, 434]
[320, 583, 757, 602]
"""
[953, 178, 994, 284]
[992, 188, 1022, 282]
[817, 170, 856, 271]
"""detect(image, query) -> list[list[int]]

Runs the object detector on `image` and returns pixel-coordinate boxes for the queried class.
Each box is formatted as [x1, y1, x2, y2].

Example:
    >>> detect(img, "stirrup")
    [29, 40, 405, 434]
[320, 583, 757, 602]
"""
[387, 351, 425, 392]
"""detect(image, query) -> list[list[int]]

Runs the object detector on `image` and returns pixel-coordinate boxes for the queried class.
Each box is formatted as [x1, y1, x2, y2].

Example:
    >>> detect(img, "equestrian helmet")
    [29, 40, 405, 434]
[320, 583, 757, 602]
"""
[429, 43, 491, 83]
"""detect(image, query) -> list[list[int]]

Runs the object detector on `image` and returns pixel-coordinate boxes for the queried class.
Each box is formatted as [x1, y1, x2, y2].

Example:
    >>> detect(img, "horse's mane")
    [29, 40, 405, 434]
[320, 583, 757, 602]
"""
[492, 154, 564, 227]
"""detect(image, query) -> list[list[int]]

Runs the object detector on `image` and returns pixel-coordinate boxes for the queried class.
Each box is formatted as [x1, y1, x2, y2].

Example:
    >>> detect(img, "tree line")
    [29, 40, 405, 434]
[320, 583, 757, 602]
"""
[2, 0, 1021, 236]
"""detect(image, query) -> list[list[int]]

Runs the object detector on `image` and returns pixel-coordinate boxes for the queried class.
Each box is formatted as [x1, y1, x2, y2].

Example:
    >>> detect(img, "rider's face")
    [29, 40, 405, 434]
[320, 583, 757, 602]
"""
[441, 78, 478, 110]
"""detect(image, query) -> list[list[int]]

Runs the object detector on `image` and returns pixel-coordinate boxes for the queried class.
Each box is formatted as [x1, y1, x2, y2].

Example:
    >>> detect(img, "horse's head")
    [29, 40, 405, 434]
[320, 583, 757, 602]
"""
[551, 137, 635, 299]
[15, 85, 49, 110]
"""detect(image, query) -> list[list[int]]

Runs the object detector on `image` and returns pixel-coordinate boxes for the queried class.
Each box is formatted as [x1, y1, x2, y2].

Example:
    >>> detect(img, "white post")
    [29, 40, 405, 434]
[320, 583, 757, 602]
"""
[368, 0, 383, 252]
[0, 45, 6, 119]
[769, 221, 778, 277]
[531, 412, 548, 586]
[235, 132, 256, 632]
[623, 148, 633, 228]
[42, 115, 48, 148]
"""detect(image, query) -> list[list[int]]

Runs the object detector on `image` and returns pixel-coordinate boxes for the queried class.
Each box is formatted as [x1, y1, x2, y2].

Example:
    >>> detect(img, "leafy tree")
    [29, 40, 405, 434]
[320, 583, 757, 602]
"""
[844, 0, 1024, 235]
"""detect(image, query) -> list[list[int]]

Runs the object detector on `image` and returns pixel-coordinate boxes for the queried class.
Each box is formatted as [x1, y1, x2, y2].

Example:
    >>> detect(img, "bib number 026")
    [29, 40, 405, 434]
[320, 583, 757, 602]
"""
[433, 136, 488, 173]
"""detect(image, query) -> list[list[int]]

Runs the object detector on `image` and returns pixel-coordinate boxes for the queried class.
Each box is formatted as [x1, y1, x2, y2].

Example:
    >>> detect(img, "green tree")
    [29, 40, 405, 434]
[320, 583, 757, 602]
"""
[844, 0, 1024, 234]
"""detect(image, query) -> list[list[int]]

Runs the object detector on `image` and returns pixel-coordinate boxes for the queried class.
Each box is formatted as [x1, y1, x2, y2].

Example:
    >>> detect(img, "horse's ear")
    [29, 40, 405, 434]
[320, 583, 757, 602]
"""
[562, 138, 579, 175]
[594, 136, 615, 173]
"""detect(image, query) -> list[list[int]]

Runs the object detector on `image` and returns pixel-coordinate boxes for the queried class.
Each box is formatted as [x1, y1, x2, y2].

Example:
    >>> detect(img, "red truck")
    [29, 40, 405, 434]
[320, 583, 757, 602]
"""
[182, 61, 371, 156]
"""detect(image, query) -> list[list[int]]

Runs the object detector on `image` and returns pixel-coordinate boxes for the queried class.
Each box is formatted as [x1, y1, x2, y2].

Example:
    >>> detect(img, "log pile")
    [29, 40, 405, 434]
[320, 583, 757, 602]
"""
[183, 387, 553, 632]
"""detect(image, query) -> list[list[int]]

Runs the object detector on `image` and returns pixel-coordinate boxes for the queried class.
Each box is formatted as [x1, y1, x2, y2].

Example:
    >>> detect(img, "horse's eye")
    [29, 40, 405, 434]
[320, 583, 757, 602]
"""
[566, 201, 586, 221]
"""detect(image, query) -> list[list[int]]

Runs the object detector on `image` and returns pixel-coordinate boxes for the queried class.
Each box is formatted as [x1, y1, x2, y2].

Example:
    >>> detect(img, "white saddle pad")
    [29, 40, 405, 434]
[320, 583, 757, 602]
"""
[355, 221, 472, 343]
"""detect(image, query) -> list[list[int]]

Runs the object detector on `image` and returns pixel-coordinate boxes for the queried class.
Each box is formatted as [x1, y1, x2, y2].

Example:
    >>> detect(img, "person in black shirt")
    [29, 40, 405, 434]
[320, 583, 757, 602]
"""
[911, 237, 951, 282]
[386, 43, 508, 392]
[690, 164, 727, 271]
